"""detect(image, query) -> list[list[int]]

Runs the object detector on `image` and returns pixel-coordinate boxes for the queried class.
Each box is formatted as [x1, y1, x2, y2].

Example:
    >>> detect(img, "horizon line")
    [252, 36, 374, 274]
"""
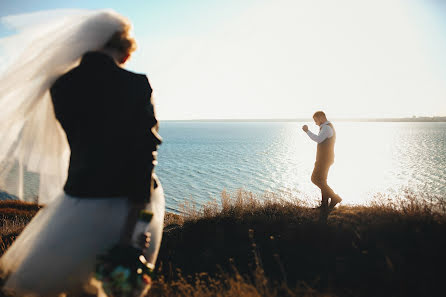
[160, 116, 446, 122]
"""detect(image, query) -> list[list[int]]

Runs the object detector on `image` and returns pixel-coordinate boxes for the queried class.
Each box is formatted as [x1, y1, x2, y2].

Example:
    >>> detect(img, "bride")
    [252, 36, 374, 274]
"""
[0, 9, 164, 297]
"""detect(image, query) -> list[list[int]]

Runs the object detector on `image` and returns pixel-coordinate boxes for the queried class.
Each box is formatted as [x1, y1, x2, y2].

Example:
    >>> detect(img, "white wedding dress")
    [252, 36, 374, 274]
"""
[0, 9, 165, 297]
[0, 181, 165, 297]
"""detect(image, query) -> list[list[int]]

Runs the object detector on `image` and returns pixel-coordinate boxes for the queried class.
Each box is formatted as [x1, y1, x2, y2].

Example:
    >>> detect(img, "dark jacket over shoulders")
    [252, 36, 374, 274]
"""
[50, 51, 161, 201]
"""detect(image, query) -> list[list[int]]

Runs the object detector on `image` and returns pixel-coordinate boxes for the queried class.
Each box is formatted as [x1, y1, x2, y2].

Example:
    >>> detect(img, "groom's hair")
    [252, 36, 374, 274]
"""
[313, 111, 326, 119]
[104, 24, 137, 56]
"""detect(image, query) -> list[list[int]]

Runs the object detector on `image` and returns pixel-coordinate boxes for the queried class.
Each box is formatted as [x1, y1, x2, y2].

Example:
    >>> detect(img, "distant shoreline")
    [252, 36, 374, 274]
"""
[161, 116, 446, 123]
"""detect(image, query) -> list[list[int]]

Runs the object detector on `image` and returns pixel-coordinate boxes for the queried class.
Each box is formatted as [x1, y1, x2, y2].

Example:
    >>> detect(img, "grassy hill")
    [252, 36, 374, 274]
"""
[0, 191, 445, 297]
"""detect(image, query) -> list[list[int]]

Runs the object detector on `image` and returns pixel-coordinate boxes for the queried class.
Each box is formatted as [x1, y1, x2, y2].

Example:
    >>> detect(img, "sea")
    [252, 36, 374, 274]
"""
[155, 121, 446, 213]
[5, 121, 445, 213]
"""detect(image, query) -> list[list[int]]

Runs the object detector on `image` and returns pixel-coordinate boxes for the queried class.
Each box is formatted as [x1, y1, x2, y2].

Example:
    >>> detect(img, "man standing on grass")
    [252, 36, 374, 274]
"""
[302, 111, 342, 216]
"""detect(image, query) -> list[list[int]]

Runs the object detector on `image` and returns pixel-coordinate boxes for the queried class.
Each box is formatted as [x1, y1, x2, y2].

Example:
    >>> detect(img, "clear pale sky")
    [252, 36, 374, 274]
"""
[1, 0, 445, 120]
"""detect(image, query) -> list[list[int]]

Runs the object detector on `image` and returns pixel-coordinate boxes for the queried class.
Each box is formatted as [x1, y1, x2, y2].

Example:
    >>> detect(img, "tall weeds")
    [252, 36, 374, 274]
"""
[0, 190, 445, 297]
[158, 189, 445, 297]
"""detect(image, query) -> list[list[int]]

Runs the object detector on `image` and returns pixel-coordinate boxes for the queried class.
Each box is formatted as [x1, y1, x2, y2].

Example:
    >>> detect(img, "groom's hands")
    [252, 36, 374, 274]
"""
[302, 125, 309, 132]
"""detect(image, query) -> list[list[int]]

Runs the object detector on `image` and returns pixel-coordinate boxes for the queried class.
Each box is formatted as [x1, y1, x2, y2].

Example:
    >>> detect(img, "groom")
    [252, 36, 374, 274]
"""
[302, 111, 342, 216]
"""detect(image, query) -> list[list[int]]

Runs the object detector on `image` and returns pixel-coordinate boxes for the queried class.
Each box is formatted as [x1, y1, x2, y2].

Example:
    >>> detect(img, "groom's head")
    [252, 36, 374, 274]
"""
[313, 111, 327, 126]
[102, 24, 136, 64]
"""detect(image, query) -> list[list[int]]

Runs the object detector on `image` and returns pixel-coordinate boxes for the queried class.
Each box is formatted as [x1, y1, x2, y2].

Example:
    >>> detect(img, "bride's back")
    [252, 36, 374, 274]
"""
[50, 51, 157, 198]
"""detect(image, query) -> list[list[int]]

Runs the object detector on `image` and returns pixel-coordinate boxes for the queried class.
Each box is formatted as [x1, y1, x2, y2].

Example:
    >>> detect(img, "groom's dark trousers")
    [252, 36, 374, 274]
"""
[311, 122, 336, 209]
[311, 160, 336, 209]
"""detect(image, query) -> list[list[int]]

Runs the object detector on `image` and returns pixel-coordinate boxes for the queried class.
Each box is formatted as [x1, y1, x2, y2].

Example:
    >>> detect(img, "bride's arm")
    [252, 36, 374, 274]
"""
[118, 200, 150, 249]
[119, 74, 161, 248]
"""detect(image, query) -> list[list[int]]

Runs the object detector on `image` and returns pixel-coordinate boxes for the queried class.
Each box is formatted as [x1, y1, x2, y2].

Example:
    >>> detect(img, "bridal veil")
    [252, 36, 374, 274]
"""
[0, 9, 131, 204]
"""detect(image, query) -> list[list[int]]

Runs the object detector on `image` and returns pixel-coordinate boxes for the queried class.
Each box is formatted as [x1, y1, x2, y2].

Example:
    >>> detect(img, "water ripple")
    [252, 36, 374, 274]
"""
[156, 122, 446, 213]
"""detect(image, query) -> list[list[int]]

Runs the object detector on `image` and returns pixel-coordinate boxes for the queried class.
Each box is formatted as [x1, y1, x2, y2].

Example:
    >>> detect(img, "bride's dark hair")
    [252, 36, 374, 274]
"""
[103, 24, 137, 56]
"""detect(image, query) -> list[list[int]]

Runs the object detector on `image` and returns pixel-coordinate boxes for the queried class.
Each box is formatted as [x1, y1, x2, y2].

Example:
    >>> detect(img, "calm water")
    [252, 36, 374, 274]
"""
[156, 122, 446, 213]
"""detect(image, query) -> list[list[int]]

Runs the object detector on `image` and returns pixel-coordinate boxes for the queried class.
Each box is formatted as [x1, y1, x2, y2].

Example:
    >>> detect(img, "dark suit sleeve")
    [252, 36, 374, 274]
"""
[129, 75, 162, 203]
[140, 75, 162, 147]
[50, 75, 75, 133]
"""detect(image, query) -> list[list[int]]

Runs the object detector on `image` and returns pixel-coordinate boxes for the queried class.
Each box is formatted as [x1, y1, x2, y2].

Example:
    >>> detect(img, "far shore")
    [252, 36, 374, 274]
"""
[160, 116, 446, 123]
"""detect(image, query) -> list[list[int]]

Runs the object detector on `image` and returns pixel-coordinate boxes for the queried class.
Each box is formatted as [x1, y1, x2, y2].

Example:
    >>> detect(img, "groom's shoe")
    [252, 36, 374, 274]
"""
[313, 200, 329, 210]
[328, 194, 342, 212]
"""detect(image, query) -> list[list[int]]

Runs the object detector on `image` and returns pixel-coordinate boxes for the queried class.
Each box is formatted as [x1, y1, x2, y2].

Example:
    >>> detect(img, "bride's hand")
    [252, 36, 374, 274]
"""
[119, 201, 147, 247]
[137, 231, 151, 251]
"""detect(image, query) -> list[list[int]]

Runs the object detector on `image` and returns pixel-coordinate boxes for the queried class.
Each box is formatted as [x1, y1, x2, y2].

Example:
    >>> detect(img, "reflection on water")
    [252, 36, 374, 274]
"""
[13, 122, 445, 210]
[328, 122, 445, 203]
[156, 122, 446, 212]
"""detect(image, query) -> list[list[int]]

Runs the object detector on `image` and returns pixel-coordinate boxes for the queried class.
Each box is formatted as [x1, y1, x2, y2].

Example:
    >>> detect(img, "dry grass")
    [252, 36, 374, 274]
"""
[0, 191, 445, 297]
[157, 189, 446, 297]
[149, 268, 327, 297]
[0, 200, 40, 221]
[0, 200, 42, 255]
[172, 189, 316, 225]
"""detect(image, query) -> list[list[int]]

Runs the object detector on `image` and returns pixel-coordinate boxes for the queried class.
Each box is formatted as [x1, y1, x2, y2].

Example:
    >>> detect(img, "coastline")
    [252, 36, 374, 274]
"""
[159, 116, 446, 123]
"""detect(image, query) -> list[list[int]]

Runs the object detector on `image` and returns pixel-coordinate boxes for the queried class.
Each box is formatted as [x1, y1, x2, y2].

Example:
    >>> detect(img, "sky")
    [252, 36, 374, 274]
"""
[1, 0, 446, 120]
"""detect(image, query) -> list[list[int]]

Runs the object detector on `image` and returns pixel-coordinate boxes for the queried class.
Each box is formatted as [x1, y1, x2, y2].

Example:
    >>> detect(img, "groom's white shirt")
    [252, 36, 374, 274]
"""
[306, 121, 334, 143]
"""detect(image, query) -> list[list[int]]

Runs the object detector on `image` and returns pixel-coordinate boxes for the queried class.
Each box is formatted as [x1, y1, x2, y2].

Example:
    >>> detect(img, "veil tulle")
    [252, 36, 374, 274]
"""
[0, 9, 131, 204]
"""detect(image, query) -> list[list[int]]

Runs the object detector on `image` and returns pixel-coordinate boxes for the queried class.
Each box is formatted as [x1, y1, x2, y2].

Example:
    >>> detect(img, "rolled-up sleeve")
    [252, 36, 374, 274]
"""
[306, 125, 333, 143]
